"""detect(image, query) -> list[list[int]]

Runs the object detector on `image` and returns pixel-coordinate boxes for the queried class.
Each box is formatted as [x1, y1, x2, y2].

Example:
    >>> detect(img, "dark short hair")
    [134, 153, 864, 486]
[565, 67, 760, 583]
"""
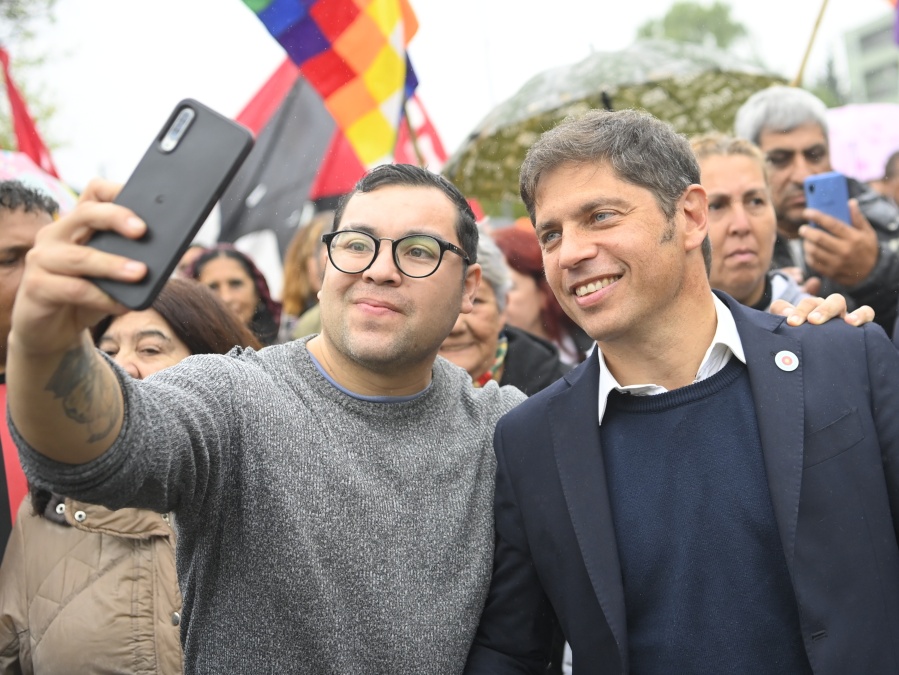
[91, 277, 262, 354]
[190, 244, 282, 346]
[520, 109, 701, 223]
[332, 164, 479, 265]
[0, 180, 58, 218]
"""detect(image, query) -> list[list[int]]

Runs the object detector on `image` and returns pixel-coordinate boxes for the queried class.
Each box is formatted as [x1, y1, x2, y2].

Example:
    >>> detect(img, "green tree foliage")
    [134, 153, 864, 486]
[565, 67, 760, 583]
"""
[0, 0, 57, 151]
[0, 0, 56, 42]
[637, 1, 748, 50]
[809, 52, 846, 108]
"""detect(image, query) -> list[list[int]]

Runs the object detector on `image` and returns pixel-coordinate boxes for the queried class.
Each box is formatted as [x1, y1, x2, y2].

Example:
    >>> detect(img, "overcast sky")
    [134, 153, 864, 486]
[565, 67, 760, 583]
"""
[17, 0, 895, 190]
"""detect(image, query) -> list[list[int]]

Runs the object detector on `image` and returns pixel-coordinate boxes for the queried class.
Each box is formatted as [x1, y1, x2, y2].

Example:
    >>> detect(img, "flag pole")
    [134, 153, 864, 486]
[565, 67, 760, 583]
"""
[792, 0, 830, 87]
[402, 100, 426, 168]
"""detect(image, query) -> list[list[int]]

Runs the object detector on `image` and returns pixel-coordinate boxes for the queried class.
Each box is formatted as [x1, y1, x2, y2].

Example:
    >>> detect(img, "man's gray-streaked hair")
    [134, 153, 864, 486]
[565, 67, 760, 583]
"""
[519, 109, 709, 272]
[477, 230, 512, 313]
[734, 86, 829, 146]
[519, 108, 700, 225]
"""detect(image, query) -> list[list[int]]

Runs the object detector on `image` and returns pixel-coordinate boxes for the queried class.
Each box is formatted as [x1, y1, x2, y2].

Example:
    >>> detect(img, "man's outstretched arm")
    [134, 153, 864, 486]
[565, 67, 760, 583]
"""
[7, 179, 147, 464]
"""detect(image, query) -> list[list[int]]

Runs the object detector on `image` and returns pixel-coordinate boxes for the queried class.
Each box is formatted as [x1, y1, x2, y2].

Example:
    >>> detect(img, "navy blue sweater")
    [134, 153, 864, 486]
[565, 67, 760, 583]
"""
[600, 358, 811, 674]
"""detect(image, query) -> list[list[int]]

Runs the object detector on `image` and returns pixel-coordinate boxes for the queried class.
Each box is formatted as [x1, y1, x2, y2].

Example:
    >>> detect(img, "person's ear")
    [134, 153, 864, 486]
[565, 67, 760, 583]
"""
[460, 264, 482, 315]
[681, 184, 709, 255]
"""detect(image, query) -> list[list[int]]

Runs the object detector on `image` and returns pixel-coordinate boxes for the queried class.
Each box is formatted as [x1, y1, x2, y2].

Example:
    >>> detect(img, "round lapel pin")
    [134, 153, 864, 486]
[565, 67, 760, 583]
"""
[775, 350, 798, 372]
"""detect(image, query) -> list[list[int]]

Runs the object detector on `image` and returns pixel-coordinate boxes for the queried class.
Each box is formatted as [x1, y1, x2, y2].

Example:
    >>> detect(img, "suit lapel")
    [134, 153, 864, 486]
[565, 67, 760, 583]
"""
[725, 295, 805, 572]
[548, 353, 627, 658]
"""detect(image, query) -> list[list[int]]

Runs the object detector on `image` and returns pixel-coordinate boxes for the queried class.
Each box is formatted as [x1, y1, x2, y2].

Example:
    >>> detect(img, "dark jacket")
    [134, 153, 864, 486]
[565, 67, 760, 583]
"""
[467, 293, 899, 674]
[772, 177, 899, 336]
[499, 326, 572, 397]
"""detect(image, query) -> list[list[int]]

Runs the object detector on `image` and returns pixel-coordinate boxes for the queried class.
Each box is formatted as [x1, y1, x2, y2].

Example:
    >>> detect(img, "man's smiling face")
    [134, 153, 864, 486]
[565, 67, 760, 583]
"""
[534, 161, 695, 345]
[317, 185, 479, 374]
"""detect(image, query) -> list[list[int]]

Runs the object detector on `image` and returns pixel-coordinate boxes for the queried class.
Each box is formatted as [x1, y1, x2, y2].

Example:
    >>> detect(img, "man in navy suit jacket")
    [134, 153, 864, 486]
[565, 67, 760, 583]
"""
[466, 109, 899, 674]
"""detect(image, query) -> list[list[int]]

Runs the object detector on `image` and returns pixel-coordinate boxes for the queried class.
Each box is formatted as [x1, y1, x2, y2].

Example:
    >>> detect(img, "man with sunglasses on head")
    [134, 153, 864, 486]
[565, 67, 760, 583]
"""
[4, 164, 525, 674]
[735, 85, 899, 336]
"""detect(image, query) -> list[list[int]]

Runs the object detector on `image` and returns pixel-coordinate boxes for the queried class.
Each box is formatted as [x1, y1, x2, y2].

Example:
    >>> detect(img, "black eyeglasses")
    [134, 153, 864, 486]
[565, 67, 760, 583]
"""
[321, 230, 470, 279]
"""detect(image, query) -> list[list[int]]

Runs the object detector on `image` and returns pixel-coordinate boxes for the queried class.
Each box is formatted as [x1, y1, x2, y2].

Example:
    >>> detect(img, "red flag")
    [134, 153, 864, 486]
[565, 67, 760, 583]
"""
[309, 129, 366, 200]
[237, 58, 302, 135]
[0, 384, 26, 530]
[0, 47, 59, 178]
[394, 94, 448, 170]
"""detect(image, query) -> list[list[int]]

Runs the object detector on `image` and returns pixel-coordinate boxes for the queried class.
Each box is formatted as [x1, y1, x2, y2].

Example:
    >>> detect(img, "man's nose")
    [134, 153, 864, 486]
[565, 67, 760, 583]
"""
[362, 243, 402, 283]
[557, 228, 598, 270]
[788, 155, 815, 184]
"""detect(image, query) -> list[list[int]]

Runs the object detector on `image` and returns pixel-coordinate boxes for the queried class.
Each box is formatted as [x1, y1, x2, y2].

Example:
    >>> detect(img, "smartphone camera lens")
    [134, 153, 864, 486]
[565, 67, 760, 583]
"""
[160, 108, 196, 153]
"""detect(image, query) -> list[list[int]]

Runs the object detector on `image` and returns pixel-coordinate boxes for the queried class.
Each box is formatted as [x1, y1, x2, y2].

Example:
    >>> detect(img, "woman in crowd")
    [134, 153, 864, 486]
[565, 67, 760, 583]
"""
[190, 243, 282, 345]
[439, 234, 570, 397]
[492, 224, 593, 364]
[280, 211, 332, 341]
[0, 278, 261, 675]
[691, 132, 810, 310]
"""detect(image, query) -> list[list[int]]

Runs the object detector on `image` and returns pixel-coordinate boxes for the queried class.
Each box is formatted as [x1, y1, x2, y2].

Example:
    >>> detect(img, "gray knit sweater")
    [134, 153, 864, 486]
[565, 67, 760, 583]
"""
[14, 337, 525, 674]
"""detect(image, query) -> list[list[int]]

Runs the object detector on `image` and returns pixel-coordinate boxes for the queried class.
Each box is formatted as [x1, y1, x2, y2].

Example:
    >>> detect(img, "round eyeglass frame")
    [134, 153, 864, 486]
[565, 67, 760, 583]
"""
[321, 230, 471, 279]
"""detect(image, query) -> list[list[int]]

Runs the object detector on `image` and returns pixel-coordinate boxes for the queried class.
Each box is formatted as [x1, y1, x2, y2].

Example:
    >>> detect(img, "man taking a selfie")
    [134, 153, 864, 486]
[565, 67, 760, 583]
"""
[5, 165, 525, 673]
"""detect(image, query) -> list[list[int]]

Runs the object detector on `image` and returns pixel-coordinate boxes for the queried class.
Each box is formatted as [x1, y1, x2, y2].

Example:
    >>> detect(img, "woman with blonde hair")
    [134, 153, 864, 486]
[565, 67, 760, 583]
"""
[690, 132, 809, 310]
[279, 211, 333, 340]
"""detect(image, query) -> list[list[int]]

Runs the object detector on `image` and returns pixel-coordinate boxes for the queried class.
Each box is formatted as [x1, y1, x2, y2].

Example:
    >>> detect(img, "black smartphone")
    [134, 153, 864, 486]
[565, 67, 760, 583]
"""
[87, 99, 254, 309]
[804, 171, 852, 228]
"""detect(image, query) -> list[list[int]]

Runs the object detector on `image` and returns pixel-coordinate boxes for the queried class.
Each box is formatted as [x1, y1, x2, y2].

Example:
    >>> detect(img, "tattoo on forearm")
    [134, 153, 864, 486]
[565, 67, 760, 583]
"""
[45, 347, 120, 443]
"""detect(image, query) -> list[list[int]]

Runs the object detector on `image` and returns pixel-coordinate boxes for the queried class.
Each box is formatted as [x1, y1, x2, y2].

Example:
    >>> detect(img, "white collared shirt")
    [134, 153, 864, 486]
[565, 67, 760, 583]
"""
[596, 295, 746, 425]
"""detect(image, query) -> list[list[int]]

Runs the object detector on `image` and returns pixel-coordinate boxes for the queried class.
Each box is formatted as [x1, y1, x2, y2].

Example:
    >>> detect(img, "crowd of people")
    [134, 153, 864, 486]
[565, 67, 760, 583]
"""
[0, 82, 896, 674]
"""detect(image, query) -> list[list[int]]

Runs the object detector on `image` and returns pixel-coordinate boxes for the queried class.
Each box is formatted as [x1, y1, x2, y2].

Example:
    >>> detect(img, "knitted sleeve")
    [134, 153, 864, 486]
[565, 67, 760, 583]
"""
[12, 350, 242, 518]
